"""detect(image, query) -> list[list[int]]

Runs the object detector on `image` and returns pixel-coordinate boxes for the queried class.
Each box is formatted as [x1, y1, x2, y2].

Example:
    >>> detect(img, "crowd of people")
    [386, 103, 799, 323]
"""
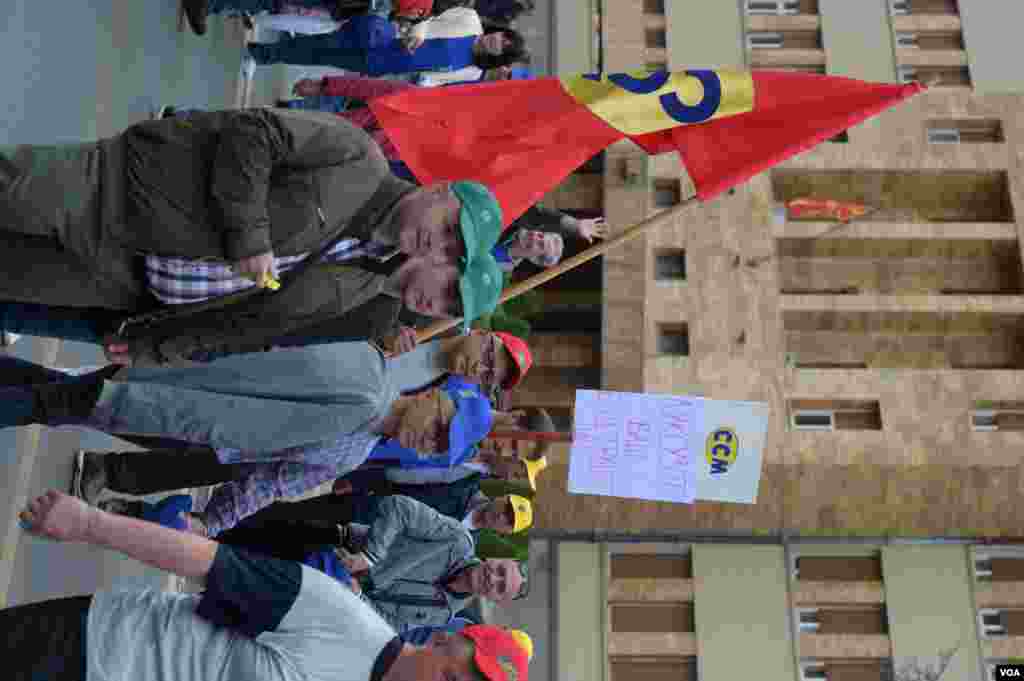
[2, 2, 604, 681]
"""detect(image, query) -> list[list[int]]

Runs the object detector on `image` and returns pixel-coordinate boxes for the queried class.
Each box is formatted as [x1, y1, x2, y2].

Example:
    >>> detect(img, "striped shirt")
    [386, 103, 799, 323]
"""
[144, 238, 395, 304]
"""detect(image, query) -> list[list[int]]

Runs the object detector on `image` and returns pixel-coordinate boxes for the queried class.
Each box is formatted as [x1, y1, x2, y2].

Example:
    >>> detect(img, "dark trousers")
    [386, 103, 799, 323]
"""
[1, 595, 91, 681]
[100, 446, 259, 496]
[0, 356, 118, 428]
[214, 493, 384, 548]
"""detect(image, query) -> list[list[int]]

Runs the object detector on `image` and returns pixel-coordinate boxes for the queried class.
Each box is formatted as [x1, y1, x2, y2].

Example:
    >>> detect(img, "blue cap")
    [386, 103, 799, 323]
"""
[443, 376, 493, 463]
[510, 65, 532, 80]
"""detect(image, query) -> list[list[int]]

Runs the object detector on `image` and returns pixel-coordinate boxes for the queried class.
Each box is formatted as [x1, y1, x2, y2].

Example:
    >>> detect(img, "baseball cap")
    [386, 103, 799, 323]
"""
[508, 494, 533, 533]
[492, 332, 532, 389]
[462, 624, 531, 681]
[396, 0, 433, 15]
[452, 181, 503, 266]
[458, 251, 504, 332]
[520, 455, 548, 491]
[442, 377, 494, 463]
[509, 65, 532, 80]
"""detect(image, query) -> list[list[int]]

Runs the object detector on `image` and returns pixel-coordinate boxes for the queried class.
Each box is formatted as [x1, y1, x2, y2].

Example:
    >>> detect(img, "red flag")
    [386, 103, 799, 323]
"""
[370, 70, 923, 224]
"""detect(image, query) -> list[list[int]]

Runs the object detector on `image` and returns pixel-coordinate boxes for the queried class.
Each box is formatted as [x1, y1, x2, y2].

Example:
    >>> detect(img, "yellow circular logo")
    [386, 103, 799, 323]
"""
[705, 427, 738, 475]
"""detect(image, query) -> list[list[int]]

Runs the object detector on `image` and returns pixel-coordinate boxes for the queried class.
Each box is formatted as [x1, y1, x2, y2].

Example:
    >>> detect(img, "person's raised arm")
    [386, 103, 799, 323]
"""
[20, 490, 216, 579]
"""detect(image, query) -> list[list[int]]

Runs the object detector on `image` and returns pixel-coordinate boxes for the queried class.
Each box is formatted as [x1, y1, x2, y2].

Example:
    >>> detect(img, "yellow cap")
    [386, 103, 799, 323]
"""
[520, 455, 548, 491]
[506, 629, 534, 661]
[509, 495, 533, 533]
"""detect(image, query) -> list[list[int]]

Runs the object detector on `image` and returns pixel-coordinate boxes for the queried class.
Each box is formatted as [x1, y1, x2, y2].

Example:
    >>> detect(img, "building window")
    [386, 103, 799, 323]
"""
[611, 553, 693, 580]
[900, 65, 972, 87]
[975, 555, 994, 581]
[657, 323, 690, 356]
[652, 179, 682, 208]
[895, 32, 919, 47]
[789, 400, 883, 431]
[927, 119, 1004, 143]
[654, 249, 687, 281]
[794, 555, 883, 581]
[980, 609, 1007, 638]
[800, 661, 827, 681]
[798, 608, 821, 632]
[890, 0, 911, 14]
[611, 603, 695, 633]
[645, 28, 667, 48]
[642, 0, 666, 14]
[746, 0, 801, 15]
[611, 658, 698, 681]
[747, 31, 785, 48]
[974, 553, 1024, 581]
[971, 404, 1024, 432]
[897, 66, 917, 83]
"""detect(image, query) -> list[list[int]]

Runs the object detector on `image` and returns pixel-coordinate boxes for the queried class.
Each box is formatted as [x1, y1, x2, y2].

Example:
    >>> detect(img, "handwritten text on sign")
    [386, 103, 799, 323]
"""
[568, 390, 700, 504]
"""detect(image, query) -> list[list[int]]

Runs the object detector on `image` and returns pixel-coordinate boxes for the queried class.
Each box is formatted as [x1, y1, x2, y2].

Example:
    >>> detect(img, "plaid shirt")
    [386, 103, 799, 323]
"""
[144, 238, 394, 304]
[201, 432, 383, 536]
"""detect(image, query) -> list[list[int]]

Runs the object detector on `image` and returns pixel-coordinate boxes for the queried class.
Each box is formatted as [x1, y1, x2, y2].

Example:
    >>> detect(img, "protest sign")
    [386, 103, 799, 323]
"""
[568, 390, 702, 503]
[568, 390, 769, 504]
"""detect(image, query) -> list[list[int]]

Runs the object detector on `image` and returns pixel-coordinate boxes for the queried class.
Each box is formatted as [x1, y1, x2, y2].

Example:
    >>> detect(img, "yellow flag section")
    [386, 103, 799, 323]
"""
[560, 69, 755, 136]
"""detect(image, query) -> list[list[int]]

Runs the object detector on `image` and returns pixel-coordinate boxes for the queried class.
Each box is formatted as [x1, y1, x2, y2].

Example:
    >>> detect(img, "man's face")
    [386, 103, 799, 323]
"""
[478, 495, 515, 534]
[447, 331, 512, 389]
[394, 183, 464, 261]
[399, 632, 478, 681]
[396, 388, 455, 455]
[468, 559, 523, 603]
[397, 257, 462, 318]
[478, 31, 511, 56]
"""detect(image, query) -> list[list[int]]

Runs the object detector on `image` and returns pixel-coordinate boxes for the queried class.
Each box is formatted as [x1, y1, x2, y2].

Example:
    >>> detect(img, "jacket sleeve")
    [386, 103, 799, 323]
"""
[411, 7, 483, 40]
[322, 75, 415, 100]
[124, 267, 387, 368]
[362, 495, 470, 566]
[506, 204, 578, 238]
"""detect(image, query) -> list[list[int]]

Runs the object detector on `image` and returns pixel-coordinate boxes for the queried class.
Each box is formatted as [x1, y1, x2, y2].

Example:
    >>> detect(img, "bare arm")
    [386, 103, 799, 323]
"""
[21, 490, 216, 580]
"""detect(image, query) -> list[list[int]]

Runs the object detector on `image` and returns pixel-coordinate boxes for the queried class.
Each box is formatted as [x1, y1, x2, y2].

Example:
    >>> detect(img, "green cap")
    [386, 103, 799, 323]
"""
[458, 251, 504, 332]
[452, 181, 503, 262]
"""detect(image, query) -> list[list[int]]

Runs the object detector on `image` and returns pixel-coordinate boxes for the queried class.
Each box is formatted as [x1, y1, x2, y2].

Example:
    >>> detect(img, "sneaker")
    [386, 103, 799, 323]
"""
[0, 332, 20, 347]
[182, 0, 209, 36]
[69, 451, 108, 505]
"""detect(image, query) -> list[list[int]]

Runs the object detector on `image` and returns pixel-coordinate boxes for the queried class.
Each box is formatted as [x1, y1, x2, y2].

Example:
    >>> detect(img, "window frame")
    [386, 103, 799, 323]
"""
[971, 410, 998, 432]
[927, 127, 962, 144]
[747, 32, 786, 49]
[745, 0, 800, 15]
[895, 32, 919, 47]
[979, 608, 1007, 638]
[797, 608, 821, 632]
[792, 409, 836, 432]
[800, 661, 828, 681]
[890, 0, 911, 16]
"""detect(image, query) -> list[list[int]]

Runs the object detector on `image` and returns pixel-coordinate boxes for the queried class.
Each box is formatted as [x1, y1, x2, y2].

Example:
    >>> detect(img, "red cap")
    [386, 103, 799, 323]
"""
[396, 0, 434, 16]
[492, 332, 532, 390]
[461, 624, 530, 681]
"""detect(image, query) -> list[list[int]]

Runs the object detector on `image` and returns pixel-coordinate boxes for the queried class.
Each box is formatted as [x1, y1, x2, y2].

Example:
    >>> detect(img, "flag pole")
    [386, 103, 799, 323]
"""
[415, 194, 699, 343]
[486, 429, 573, 442]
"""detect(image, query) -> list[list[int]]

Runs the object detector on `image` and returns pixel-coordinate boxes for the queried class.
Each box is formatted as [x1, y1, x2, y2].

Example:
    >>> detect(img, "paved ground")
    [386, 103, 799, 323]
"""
[0, 0, 296, 607]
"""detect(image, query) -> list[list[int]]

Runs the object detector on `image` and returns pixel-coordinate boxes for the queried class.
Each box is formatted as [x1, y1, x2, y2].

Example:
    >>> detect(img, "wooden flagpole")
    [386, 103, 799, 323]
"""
[415, 195, 699, 343]
[486, 429, 573, 442]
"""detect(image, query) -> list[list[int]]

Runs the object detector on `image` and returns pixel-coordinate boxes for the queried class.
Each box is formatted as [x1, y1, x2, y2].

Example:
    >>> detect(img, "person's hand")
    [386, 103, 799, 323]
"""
[19, 490, 99, 543]
[104, 341, 135, 366]
[292, 78, 323, 97]
[233, 251, 277, 288]
[341, 552, 370, 574]
[385, 325, 419, 356]
[349, 576, 362, 594]
[576, 217, 607, 243]
[400, 34, 425, 52]
[332, 479, 354, 495]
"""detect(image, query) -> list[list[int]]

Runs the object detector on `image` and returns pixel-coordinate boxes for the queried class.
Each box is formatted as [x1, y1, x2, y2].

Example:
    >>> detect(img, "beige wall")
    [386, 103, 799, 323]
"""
[820, 0, 896, 82]
[882, 545, 982, 680]
[556, 543, 605, 681]
[553, 0, 596, 76]
[665, 0, 745, 69]
[960, 0, 1024, 94]
[692, 545, 796, 681]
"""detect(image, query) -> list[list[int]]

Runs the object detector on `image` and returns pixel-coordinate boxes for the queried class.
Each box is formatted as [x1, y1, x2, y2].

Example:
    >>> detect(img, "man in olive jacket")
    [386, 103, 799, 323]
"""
[0, 108, 503, 366]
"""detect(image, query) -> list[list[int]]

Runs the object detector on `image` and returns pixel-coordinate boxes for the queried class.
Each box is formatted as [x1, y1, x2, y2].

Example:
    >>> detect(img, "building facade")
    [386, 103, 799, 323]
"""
[512, 0, 1024, 539]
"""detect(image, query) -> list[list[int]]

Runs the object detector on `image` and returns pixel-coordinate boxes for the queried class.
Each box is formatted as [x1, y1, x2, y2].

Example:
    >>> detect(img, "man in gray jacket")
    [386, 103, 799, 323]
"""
[218, 494, 528, 633]
[0, 108, 505, 365]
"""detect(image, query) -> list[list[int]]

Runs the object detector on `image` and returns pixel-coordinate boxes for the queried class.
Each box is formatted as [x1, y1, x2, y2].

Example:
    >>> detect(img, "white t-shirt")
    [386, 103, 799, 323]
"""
[86, 546, 398, 681]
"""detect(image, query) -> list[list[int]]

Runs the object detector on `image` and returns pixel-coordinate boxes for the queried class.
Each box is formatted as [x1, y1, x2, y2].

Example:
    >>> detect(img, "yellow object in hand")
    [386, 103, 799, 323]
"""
[259, 272, 282, 290]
